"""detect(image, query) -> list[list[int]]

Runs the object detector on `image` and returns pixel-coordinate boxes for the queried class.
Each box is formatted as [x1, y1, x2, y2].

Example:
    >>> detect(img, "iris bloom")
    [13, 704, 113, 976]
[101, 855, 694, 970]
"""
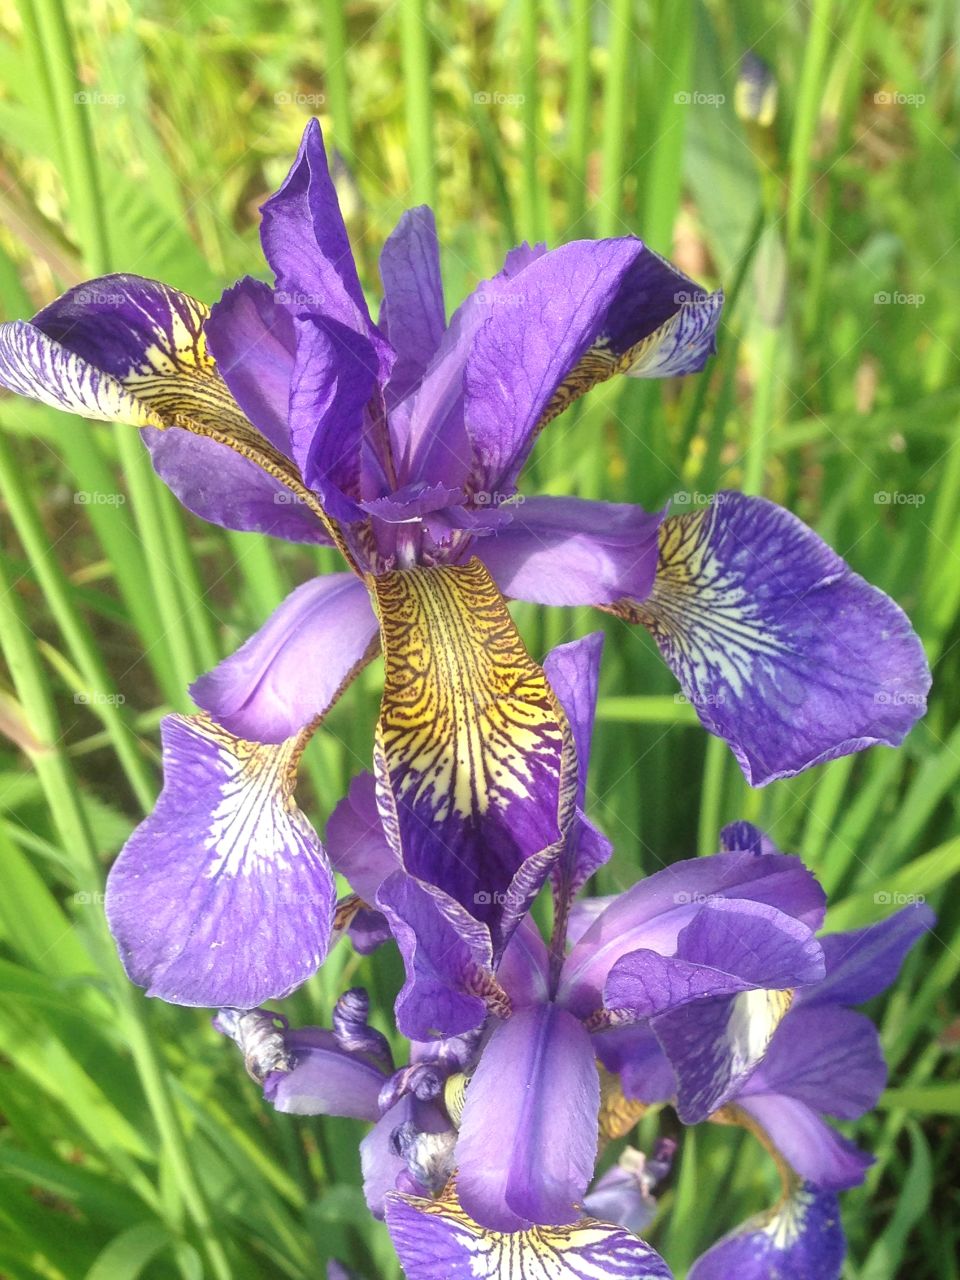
[0, 120, 928, 1013]
[302, 638, 830, 1261]
[594, 824, 933, 1280]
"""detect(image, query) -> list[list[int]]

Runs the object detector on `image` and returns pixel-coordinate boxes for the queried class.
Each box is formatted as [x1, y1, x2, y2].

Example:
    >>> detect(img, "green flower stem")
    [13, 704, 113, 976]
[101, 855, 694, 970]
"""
[400, 0, 437, 209]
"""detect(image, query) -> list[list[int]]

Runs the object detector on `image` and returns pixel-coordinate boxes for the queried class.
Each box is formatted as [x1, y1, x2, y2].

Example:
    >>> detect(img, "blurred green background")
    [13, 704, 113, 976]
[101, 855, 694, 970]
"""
[0, 0, 958, 1276]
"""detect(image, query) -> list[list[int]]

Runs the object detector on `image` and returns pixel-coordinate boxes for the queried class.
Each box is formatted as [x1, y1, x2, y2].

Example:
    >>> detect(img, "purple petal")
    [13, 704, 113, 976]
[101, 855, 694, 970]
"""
[559, 851, 826, 1019]
[264, 1028, 385, 1118]
[688, 1183, 845, 1280]
[259, 119, 380, 353]
[743, 1006, 886, 1120]
[379, 206, 446, 406]
[463, 239, 644, 491]
[629, 493, 931, 785]
[396, 243, 549, 488]
[326, 771, 399, 904]
[361, 1094, 450, 1218]
[287, 314, 380, 520]
[479, 496, 664, 607]
[105, 715, 335, 1008]
[594, 1023, 677, 1105]
[190, 573, 378, 743]
[142, 426, 331, 542]
[802, 904, 935, 1008]
[740, 1096, 874, 1190]
[650, 986, 798, 1124]
[463, 240, 721, 494]
[376, 872, 495, 1040]
[719, 820, 781, 855]
[456, 1004, 599, 1231]
[205, 276, 296, 452]
[0, 318, 157, 423]
[496, 916, 552, 1007]
[605, 899, 824, 1019]
[544, 634, 604, 803]
[372, 559, 576, 945]
[385, 1188, 673, 1279]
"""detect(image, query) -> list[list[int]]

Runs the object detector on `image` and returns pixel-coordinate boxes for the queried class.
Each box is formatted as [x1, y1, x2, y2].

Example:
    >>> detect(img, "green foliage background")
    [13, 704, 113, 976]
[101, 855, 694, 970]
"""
[0, 0, 957, 1276]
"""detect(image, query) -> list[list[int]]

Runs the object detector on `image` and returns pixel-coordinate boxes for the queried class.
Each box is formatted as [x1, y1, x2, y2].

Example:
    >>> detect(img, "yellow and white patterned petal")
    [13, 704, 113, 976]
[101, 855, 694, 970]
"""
[385, 1185, 672, 1279]
[370, 557, 576, 941]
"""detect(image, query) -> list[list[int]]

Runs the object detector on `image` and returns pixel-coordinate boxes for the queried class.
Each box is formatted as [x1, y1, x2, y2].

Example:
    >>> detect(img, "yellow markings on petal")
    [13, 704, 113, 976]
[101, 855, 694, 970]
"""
[394, 1183, 659, 1279]
[371, 558, 568, 825]
[725, 987, 794, 1080]
[536, 303, 715, 431]
[597, 1066, 648, 1144]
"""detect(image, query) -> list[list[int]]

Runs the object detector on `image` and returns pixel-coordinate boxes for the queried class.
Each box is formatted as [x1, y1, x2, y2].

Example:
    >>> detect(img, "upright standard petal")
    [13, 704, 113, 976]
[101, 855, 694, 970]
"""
[205, 276, 297, 452]
[379, 206, 447, 406]
[371, 558, 576, 943]
[456, 1005, 600, 1231]
[688, 1183, 844, 1280]
[287, 313, 381, 520]
[260, 119, 379, 350]
[386, 1186, 673, 1280]
[190, 573, 379, 743]
[463, 239, 721, 493]
[480, 496, 664, 608]
[616, 493, 931, 784]
[105, 715, 335, 1008]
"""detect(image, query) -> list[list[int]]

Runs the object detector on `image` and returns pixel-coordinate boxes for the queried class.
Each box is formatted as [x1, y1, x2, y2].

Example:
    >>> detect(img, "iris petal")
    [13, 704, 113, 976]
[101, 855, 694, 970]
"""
[385, 1185, 673, 1279]
[191, 573, 379, 743]
[0, 273, 336, 539]
[379, 205, 447, 406]
[456, 1005, 600, 1230]
[688, 1182, 845, 1280]
[480, 496, 664, 608]
[371, 557, 576, 944]
[617, 491, 931, 784]
[105, 714, 334, 1008]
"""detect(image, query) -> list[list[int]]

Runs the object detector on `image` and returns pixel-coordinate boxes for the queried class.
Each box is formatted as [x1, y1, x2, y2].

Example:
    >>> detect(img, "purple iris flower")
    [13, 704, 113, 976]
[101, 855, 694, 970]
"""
[346, 638, 828, 1239]
[0, 119, 928, 1017]
[594, 822, 934, 1280]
